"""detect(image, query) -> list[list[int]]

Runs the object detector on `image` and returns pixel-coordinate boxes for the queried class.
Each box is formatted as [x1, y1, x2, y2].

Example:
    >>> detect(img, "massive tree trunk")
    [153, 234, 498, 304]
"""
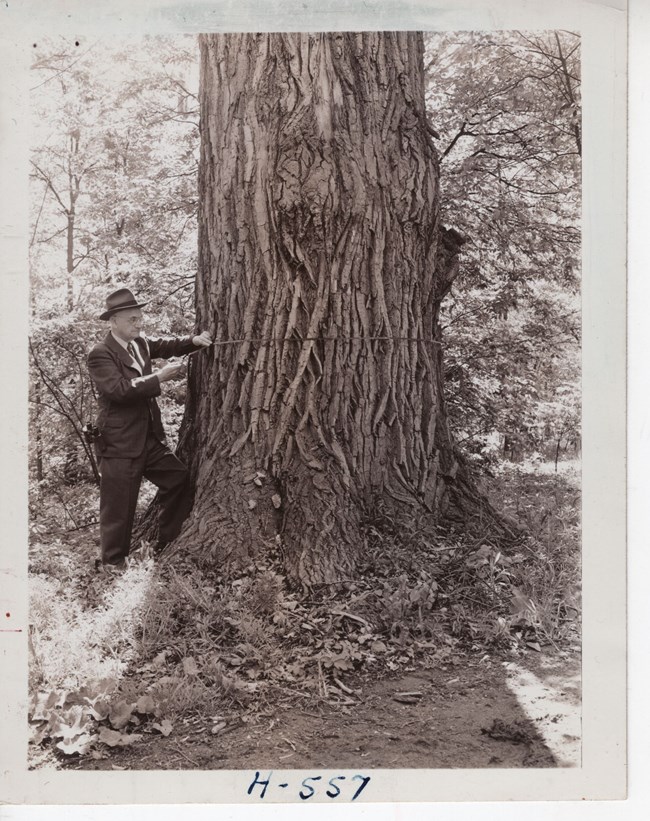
[174, 32, 491, 586]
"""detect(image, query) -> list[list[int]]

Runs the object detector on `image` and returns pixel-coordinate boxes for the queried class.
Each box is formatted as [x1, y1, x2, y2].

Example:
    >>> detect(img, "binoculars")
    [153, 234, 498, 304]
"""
[82, 423, 101, 443]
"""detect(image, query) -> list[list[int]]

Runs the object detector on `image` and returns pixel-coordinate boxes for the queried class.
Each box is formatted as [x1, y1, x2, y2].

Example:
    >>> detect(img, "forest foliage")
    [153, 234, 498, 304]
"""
[26, 32, 582, 763]
[28, 31, 580, 524]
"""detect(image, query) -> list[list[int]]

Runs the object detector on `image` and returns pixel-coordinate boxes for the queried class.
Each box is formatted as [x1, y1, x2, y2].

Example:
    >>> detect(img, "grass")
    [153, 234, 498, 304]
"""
[487, 459, 581, 645]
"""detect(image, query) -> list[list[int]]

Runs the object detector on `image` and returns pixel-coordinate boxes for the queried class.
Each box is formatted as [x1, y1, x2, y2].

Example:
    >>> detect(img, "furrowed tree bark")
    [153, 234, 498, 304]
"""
[171, 32, 504, 586]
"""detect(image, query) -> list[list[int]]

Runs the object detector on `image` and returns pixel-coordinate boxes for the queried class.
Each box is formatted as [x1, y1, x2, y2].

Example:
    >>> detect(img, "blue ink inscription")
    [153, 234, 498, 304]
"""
[351, 774, 372, 801]
[326, 775, 346, 798]
[299, 775, 322, 800]
[246, 771, 371, 802]
[247, 770, 273, 799]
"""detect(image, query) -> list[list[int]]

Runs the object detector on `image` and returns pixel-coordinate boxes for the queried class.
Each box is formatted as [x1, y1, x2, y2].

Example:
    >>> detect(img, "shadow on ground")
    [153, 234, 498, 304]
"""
[71, 661, 561, 770]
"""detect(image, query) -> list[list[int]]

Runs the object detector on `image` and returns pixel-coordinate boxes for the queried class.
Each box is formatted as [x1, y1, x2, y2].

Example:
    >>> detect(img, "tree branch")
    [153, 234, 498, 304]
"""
[30, 161, 70, 215]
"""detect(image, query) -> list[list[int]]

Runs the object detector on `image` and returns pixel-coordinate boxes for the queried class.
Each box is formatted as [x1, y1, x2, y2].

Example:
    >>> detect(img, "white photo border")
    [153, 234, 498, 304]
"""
[0, 0, 628, 806]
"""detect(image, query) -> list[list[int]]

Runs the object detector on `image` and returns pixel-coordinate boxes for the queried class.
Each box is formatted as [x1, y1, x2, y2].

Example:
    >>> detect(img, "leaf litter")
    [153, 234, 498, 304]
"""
[28, 466, 580, 767]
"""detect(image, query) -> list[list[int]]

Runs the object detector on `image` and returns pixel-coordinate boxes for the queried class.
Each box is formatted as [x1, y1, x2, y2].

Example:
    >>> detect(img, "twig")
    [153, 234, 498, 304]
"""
[170, 745, 201, 767]
[331, 610, 371, 628]
[333, 676, 355, 695]
[273, 686, 318, 701]
[326, 697, 357, 706]
[55, 520, 100, 535]
[317, 661, 328, 699]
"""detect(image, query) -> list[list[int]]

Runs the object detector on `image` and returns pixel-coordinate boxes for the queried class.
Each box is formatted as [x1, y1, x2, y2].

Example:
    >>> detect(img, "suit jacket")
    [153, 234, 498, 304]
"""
[87, 332, 197, 458]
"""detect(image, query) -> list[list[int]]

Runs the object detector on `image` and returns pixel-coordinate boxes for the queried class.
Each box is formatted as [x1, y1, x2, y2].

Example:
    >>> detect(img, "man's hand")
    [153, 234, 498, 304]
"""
[157, 362, 184, 383]
[192, 331, 213, 348]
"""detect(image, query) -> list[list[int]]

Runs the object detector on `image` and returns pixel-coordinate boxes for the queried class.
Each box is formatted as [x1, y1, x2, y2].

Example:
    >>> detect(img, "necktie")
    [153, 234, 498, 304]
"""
[127, 342, 144, 373]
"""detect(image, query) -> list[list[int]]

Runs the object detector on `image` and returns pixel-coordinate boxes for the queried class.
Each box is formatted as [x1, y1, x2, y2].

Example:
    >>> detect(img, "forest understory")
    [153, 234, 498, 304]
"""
[28, 459, 581, 771]
[24, 29, 583, 778]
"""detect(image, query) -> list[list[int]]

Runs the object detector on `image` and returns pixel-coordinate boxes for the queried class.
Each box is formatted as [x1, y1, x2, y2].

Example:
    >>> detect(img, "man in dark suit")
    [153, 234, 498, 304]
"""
[87, 287, 212, 569]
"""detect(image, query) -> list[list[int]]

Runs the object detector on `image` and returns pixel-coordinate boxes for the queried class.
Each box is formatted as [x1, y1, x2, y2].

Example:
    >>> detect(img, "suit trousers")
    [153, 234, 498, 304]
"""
[98, 428, 191, 565]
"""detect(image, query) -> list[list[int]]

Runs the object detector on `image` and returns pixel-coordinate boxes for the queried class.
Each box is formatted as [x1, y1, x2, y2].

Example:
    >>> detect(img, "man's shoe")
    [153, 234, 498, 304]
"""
[100, 559, 128, 574]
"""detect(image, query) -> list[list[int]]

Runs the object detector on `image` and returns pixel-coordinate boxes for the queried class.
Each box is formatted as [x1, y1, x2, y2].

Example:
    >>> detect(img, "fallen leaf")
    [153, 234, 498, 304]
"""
[86, 698, 111, 722]
[55, 732, 96, 756]
[211, 721, 227, 735]
[98, 727, 123, 747]
[50, 706, 90, 741]
[30, 690, 62, 722]
[62, 690, 88, 707]
[99, 726, 143, 747]
[225, 655, 243, 667]
[89, 677, 119, 696]
[392, 692, 423, 704]
[153, 719, 173, 737]
[152, 650, 170, 668]
[29, 721, 50, 746]
[182, 656, 199, 676]
[109, 700, 135, 730]
[136, 695, 156, 715]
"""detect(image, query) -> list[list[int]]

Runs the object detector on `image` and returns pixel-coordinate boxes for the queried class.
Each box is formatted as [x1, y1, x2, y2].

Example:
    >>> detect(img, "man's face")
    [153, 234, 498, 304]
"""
[111, 308, 144, 342]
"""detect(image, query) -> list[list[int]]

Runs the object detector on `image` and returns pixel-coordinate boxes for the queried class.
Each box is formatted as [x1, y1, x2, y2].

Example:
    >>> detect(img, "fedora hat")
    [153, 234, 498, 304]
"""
[100, 288, 149, 321]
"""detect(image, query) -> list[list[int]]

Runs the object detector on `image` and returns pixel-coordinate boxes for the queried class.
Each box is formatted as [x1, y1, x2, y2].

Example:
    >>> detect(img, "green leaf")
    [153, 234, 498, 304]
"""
[29, 721, 51, 746]
[56, 732, 96, 756]
[510, 586, 535, 616]
[136, 695, 156, 715]
[50, 706, 92, 741]
[99, 726, 143, 747]
[91, 677, 119, 696]
[109, 699, 135, 730]
[86, 698, 111, 722]
[30, 690, 63, 722]
[98, 727, 123, 747]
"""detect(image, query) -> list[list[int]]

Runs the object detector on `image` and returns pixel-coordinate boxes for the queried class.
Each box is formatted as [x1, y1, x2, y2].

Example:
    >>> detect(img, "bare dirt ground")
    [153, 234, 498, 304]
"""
[37, 653, 578, 772]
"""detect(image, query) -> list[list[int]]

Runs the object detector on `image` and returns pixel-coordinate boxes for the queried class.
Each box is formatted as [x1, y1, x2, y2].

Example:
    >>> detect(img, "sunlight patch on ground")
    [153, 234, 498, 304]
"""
[30, 560, 156, 691]
[504, 659, 581, 767]
[497, 458, 581, 477]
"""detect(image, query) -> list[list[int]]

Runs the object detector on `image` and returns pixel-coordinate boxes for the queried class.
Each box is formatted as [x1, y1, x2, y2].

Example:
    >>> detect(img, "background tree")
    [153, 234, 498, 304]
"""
[29, 36, 200, 517]
[26, 35, 583, 743]
[28, 32, 581, 559]
[424, 31, 581, 468]
[173, 31, 499, 587]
